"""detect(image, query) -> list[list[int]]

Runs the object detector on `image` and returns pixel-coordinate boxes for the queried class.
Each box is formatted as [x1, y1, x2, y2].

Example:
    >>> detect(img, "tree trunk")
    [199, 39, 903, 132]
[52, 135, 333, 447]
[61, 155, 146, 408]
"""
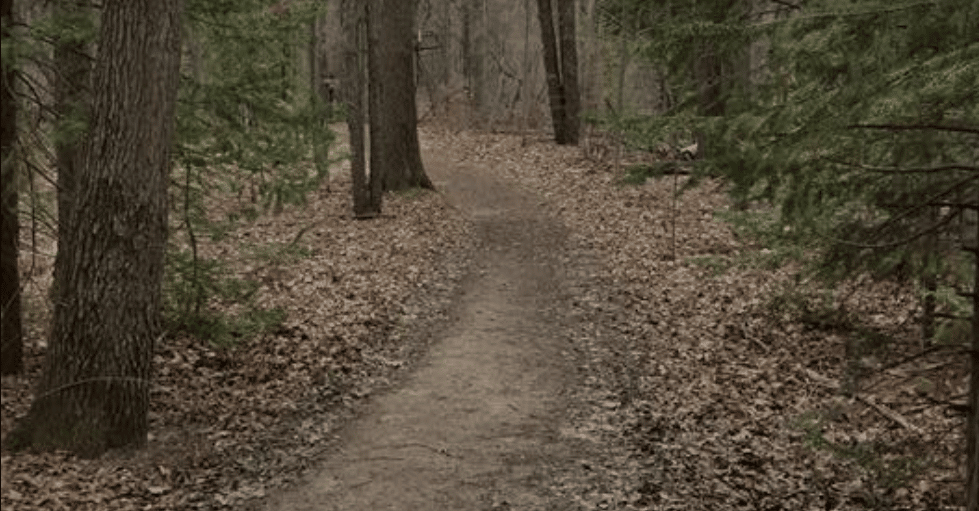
[536, 0, 568, 143]
[52, 0, 94, 322]
[557, 0, 579, 144]
[310, 16, 331, 185]
[0, 0, 23, 376]
[693, 40, 723, 158]
[369, 0, 432, 192]
[344, 0, 379, 218]
[8, 0, 183, 457]
[967, 218, 978, 510]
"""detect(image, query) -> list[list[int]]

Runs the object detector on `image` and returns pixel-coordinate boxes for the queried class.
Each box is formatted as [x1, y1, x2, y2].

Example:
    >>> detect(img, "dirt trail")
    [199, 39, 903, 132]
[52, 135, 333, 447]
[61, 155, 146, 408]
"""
[267, 150, 583, 510]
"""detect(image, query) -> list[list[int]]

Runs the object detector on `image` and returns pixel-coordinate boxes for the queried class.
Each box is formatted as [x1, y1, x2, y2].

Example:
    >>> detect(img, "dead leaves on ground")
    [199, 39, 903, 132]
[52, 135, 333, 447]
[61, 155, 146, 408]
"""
[1, 126, 969, 510]
[1, 162, 474, 510]
[427, 128, 967, 510]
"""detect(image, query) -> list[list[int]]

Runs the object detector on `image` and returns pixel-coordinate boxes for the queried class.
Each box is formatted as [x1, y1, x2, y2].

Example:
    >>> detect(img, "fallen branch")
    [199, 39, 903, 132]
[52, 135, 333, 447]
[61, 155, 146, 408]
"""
[856, 394, 922, 434]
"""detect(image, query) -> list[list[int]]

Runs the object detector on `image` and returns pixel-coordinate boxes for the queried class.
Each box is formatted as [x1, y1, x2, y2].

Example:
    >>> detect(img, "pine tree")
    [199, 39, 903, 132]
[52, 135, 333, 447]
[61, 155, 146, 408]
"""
[611, 0, 977, 504]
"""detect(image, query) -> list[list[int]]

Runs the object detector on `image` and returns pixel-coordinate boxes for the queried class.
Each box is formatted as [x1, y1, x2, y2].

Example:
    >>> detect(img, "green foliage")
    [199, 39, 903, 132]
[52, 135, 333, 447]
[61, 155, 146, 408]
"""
[163, 248, 284, 349]
[163, 0, 333, 346]
[609, 1, 977, 325]
[726, 1, 976, 276]
[177, 0, 333, 211]
[29, 5, 99, 47]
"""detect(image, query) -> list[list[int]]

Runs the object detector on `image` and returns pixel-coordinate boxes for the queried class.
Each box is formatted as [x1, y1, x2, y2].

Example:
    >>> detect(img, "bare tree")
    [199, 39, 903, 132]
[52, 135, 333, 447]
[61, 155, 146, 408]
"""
[8, 0, 183, 456]
[536, 0, 579, 145]
[557, 0, 579, 143]
[343, 0, 381, 217]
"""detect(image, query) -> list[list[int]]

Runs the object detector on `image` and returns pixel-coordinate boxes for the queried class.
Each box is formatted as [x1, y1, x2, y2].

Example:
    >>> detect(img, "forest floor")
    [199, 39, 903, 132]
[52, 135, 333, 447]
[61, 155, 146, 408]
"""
[1, 125, 970, 510]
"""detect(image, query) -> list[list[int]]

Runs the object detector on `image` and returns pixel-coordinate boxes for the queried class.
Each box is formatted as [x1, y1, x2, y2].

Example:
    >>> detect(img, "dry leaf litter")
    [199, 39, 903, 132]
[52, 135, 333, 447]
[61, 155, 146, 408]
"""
[1, 125, 969, 510]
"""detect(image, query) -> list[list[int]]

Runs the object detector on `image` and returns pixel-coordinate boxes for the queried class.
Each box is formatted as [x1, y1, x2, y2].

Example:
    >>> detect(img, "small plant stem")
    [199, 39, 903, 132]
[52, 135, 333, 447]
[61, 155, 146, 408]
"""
[183, 165, 202, 316]
[672, 171, 678, 261]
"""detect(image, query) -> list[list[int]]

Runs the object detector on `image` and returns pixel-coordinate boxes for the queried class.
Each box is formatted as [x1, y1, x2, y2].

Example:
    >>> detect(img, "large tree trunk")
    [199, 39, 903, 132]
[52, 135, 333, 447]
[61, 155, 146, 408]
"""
[369, 0, 432, 191]
[52, 0, 94, 320]
[8, 0, 183, 457]
[0, 0, 23, 376]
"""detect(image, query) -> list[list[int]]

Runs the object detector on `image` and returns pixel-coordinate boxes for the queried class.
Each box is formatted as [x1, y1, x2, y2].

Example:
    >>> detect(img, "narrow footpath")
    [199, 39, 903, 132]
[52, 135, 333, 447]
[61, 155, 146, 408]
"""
[267, 150, 585, 510]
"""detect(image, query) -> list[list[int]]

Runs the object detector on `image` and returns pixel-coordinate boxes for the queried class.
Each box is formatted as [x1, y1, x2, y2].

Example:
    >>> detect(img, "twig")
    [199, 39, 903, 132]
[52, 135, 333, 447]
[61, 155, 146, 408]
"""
[856, 394, 922, 434]
[671, 171, 678, 261]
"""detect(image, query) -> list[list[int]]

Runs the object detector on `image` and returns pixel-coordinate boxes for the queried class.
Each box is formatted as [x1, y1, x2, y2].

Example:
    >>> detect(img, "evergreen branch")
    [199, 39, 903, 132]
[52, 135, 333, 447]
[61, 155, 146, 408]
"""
[833, 212, 959, 250]
[867, 173, 976, 235]
[935, 312, 972, 321]
[878, 340, 956, 372]
[847, 123, 979, 135]
[754, 1, 939, 27]
[830, 160, 979, 175]
[927, 202, 979, 211]
[766, 0, 802, 10]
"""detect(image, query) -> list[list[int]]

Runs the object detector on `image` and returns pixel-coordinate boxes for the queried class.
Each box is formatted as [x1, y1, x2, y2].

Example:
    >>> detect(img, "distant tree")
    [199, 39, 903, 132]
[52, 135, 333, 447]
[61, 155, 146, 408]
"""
[343, 0, 381, 217]
[0, 0, 22, 376]
[537, 0, 580, 144]
[557, 0, 579, 142]
[8, 0, 183, 456]
[369, 0, 433, 191]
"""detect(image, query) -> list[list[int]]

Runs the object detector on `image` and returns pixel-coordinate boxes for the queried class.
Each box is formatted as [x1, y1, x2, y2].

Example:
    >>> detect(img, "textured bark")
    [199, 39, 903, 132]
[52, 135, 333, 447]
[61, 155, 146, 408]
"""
[369, 0, 432, 192]
[536, 0, 567, 143]
[968, 220, 978, 511]
[556, 0, 579, 144]
[9, 0, 183, 456]
[344, 0, 379, 218]
[52, 0, 94, 315]
[0, 0, 23, 376]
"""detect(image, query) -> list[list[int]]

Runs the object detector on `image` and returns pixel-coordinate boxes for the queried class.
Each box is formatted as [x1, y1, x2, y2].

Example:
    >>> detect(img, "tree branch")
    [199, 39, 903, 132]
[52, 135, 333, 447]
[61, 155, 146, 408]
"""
[831, 161, 979, 175]
[927, 201, 979, 211]
[871, 174, 977, 230]
[847, 123, 979, 135]
[766, 0, 802, 10]
[833, 210, 960, 250]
